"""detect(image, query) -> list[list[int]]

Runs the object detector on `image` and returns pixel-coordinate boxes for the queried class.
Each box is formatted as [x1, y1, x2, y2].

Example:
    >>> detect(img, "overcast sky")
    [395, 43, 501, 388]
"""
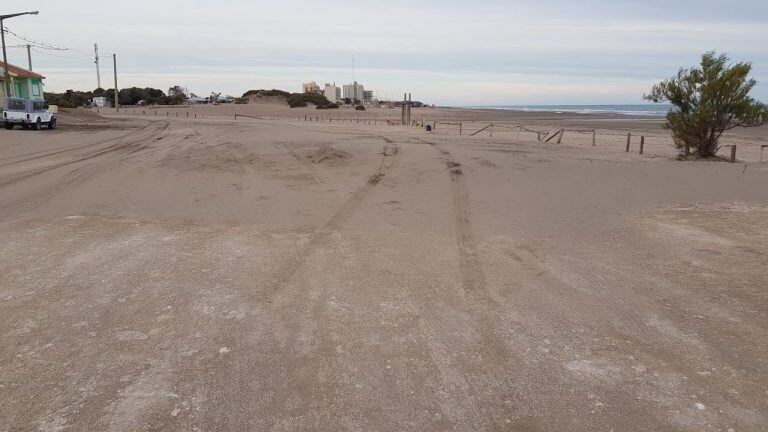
[3, 0, 767, 105]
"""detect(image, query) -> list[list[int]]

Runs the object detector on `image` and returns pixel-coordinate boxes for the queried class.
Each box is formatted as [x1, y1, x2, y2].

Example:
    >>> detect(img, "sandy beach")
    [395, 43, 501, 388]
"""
[1, 106, 767, 431]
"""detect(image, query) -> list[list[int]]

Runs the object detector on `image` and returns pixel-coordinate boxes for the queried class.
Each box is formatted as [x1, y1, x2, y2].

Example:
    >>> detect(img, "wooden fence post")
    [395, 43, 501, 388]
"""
[459, 122, 463, 135]
[730, 145, 737, 163]
[760, 145, 767, 163]
[625, 133, 631, 152]
[557, 129, 564, 144]
[592, 129, 596, 146]
[639, 136, 645, 154]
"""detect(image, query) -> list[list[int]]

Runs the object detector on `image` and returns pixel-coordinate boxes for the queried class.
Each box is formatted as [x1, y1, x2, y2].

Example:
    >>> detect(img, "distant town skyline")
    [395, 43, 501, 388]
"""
[2, 0, 767, 105]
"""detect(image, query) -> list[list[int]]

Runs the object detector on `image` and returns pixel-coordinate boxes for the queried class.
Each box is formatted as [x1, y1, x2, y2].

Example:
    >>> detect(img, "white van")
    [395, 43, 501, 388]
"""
[2, 97, 57, 130]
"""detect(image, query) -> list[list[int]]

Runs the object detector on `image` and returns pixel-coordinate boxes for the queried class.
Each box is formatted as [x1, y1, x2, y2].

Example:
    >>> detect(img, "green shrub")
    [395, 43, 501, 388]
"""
[287, 92, 332, 108]
[242, 89, 291, 98]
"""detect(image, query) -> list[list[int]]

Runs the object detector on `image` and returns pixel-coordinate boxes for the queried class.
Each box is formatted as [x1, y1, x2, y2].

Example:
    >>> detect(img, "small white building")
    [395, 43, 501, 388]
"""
[323, 83, 340, 103]
[92, 96, 111, 108]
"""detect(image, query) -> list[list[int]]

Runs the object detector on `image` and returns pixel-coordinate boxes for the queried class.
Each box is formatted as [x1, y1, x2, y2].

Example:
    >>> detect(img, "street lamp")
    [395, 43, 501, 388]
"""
[1, 11, 39, 98]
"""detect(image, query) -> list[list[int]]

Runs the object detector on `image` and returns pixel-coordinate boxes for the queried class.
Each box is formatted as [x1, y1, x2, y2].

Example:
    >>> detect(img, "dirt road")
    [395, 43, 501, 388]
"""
[1, 115, 767, 431]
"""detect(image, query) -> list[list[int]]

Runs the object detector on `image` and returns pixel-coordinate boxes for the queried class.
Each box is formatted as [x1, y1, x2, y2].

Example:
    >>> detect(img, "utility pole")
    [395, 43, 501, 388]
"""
[94, 43, 101, 89]
[26, 44, 32, 70]
[113, 53, 118, 108]
[0, 11, 39, 98]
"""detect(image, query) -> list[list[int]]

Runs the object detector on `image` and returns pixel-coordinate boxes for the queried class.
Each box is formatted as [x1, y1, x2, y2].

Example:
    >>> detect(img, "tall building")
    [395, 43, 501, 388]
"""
[343, 81, 365, 103]
[363, 90, 374, 104]
[323, 83, 340, 103]
[302, 81, 321, 94]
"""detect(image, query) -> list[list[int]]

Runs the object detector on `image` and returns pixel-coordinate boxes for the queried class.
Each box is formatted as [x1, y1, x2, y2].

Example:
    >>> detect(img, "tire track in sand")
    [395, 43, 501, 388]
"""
[0, 121, 169, 188]
[411, 137, 488, 295]
[0, 122, 170, 216]
[186, 144, 400, 430]
[0, 120, 156, 167]
[446, 157, 488, 293]
[249, 143, 400, 303]
[407, 137, 539, 430]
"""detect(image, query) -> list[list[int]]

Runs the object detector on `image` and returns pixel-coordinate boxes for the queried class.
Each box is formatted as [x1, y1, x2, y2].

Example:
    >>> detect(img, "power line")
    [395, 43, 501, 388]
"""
[3, 27, 106, 55]
[29, 47, 91, 61]
[3, 27, 69, 51]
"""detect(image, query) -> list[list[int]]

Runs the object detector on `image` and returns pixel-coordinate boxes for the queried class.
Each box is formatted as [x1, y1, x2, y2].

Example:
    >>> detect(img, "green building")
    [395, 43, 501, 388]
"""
[0, 62, 45, 101]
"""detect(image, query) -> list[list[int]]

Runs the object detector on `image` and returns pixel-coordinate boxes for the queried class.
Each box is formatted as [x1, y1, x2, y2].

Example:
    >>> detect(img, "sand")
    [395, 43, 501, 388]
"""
[1, 106, 767, 431]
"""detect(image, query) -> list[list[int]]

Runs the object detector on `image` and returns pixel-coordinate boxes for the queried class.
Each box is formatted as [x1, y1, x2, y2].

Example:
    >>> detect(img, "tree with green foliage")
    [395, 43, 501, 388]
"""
[166, 86, 188, 105]
[287, 92, 332, 108]
[645, 52, 768, 157]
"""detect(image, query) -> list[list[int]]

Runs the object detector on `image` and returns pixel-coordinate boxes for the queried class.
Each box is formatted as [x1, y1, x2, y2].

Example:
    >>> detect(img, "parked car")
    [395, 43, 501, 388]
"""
[2, 97, 57, 130]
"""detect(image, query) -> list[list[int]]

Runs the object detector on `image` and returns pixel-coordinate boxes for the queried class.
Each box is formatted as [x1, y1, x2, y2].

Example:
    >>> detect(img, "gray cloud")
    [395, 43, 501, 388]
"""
[4, 0, 766, 104]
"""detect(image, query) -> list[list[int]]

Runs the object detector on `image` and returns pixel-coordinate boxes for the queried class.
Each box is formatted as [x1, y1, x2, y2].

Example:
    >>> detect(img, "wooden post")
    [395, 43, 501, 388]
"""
[730, 145, 737, 163]
[557, 129, 564, 144]
[515, 125, 522, 142]
[592, 129, 596, 146]
[459, 122, 463, 135]
[490, 124, 493, 138]
[639, 136, 645, 154]
[625, 133, 631, 152]
[760, 145, 767, 163]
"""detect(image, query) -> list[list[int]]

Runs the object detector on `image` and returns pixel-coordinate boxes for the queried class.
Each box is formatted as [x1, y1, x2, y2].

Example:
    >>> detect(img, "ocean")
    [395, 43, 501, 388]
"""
[467, 104, 672, 117]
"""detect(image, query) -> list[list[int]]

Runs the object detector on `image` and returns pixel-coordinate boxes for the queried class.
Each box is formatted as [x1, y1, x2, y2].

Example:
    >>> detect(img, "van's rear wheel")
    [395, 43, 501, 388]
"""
[48, 118, 57, 130]
[3, 122, 13, 130]
[33, 118, 42, 131]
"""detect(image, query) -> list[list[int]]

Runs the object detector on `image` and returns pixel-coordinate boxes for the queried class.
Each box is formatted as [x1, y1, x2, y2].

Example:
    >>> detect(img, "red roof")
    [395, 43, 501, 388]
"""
[0, 62, 45, 81]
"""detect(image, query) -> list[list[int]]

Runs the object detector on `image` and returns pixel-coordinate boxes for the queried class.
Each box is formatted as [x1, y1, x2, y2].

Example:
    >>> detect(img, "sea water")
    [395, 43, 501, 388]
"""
[467, 104, 672, 116]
